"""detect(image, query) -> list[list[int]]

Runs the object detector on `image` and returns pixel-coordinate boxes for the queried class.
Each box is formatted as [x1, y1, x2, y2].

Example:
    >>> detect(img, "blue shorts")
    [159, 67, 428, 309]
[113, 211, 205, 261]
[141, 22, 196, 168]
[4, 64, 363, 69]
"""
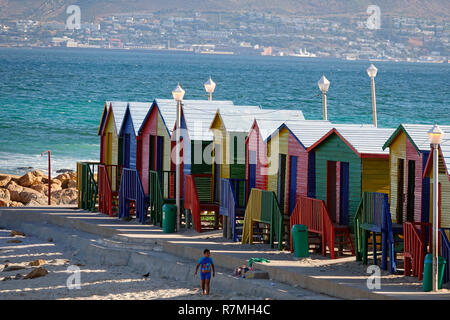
[200, 272, 211, 280]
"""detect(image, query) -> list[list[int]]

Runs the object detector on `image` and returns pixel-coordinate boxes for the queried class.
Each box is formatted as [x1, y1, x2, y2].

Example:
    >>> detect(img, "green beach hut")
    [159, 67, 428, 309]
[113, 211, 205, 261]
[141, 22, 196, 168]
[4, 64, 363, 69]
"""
[307, 125, 395, 229]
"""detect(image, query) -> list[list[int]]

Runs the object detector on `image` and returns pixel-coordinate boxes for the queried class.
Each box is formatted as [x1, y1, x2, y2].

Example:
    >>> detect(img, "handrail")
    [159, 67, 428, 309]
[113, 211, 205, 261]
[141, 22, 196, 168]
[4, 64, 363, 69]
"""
[404, 222, 431, 280]
[105, 164, 122, 192]
[152, 170, 177, 200]
[242, 189, 283, 250]
[228, 178, 247, 208]
[354, 192, 397, 272]
[439, 228, 450, 284]
[78, 162, 99, 211]
[219, 178, 237, 241]
[149, 170, 164, 226]
[86, 163, 98, 212]
[119, 168, 147, 223]
[185, 174, 202, 232]
[98, 165, 112, 216]
[290, 195, 327, 257]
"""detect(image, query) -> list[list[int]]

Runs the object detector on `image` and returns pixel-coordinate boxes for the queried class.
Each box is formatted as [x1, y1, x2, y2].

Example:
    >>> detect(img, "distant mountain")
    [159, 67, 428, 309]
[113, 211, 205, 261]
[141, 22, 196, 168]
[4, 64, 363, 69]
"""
[1, 0, 449, 21]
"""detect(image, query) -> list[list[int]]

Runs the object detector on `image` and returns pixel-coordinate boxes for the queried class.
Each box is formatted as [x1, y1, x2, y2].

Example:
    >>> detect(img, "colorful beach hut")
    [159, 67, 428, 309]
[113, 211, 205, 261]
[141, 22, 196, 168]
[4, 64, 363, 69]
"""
[215, 110, 305, 242]
[263, 120, 333, 215]
[98, 102, 109, 164]
[246, 119, 289, 193]
[210, 108, 304, 203]
[307, 125, 395, 229]
[77, 102, 109, 210]
[423, 127, 450, 228]
[101, 101, 128, 172]
[119, 99, 241, 225]
[382, 124, 449, 224]
[97, 101, 128, 215]
[154, 99, 237, 199]
[209, 106, 263, 203]
[423, 130, 450, 283]
[118, 102, 151, 170]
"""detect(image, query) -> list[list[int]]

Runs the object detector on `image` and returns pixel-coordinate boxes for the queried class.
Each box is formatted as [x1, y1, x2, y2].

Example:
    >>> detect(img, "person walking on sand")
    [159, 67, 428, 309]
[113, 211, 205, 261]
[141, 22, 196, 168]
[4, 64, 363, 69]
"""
[194, 249, 215, 295]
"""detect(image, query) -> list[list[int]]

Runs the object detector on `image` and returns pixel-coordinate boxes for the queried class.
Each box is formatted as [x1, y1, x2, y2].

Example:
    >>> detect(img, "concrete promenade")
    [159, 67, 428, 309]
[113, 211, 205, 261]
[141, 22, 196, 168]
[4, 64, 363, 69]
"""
[0, 206, 449, 300]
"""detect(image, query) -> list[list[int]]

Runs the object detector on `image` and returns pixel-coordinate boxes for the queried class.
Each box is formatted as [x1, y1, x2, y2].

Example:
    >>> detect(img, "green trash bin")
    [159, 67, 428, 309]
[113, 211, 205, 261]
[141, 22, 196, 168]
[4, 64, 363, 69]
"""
[162, 204, 177, 233]
[291, 224, 309, 258]
[422, 253, 447, 292]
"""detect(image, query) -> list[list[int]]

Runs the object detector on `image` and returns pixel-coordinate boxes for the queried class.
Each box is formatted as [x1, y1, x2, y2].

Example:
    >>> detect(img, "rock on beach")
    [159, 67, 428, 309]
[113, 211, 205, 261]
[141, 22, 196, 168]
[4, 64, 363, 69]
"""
[0, 170, 78, 207]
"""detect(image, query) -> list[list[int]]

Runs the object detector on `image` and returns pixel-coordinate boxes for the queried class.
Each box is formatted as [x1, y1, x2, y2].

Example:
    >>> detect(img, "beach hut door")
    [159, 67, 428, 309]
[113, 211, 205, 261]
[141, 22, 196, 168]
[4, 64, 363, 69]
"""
[249, 151, 256, 192]
[213, 144, 221, 202]
[339, 162, 350, 225]
[327, 161, 337, 222]
[149, 135, 156, 171]
[156, 136, 164, 183]
[124, 134, 130, 168]
[289, 156, 298, 215]
[396, 159, 405, 224]
[406, 160, 415, 222]
[277, 154, 287, 213]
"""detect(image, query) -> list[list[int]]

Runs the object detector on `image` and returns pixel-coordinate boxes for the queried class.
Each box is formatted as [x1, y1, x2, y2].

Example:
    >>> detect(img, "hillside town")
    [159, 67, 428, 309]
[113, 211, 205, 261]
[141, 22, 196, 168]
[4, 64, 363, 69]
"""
[0, 10, 449, 62]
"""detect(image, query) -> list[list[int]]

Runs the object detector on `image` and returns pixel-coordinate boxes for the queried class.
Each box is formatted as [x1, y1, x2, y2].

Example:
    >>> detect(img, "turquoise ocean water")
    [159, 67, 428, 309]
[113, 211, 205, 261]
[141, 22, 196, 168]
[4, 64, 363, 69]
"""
[0, 47, 449, 175]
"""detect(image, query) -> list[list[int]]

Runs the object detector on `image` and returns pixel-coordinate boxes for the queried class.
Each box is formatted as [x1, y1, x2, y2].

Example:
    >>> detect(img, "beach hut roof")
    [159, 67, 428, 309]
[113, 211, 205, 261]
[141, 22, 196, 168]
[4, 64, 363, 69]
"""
[97, 102, 109, 135]
[439, 137, 450, 177]
[148, 99, 255, 140]
[118, 102, 152, 136]
[214, 108, 305, 135]
[103, 101, 128, 135]
[441, 137, 450, 175]
[308, 125, 395, 158]
[422, 127, 450, 178]
[383, 123, 450, 154]
[265, 120, 334, 148]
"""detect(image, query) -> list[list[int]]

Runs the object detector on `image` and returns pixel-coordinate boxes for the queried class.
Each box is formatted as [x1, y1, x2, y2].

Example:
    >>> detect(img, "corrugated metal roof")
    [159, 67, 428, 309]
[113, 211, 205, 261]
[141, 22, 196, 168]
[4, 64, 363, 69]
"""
[398, 124, 450, 152]
[217, 108, 305, 135]
[155, 99, 255, 141]
[106, 101, 128, 133]
[280, 120, 335, 148]
[383, 123, 450, 175]
[125, 102, 153, 135]
[440, 136, 450, 176]
[332, 125, 395, 155]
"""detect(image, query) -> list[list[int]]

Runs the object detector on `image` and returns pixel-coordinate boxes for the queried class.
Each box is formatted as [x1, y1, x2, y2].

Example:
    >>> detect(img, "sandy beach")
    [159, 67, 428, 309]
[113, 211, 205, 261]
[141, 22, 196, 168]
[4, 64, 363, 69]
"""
[0, 226, 330, 300]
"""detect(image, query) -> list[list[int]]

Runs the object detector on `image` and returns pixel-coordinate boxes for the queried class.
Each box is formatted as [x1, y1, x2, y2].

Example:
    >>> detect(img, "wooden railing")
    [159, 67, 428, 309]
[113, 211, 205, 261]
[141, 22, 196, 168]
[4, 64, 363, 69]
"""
[118, 168, 147, 224]
[184, 174, 213, 233]
[440, 228, 450, 284]
[290, 195, 354, 259]
[290, 196, 327, 256]
[354, 192, 398, 273]
[98, 165, 112, 216]
[160, 170, 176, 200]
[98, 164, 122, 216]
[149, 170, 164, 226]
[77, 162, 99, 212]
[404, 222, 431, 280]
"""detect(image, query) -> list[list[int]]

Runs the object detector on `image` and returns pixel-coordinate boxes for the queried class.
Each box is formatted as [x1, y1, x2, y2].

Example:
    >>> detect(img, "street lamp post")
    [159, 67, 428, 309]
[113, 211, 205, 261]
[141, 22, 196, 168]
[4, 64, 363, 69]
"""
[41, 150, 51, 205]
[367, 64, 378, 127]
[428, 123, 444, 292]
[204, 76, 216, 101]
[318, 75, 330, 121]
[172, 84, 185, 232]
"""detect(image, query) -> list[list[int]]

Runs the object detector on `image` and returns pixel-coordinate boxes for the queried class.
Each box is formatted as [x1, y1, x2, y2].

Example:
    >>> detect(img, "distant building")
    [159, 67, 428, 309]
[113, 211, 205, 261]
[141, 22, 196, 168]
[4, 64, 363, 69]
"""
[261, 46, 272, 56]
